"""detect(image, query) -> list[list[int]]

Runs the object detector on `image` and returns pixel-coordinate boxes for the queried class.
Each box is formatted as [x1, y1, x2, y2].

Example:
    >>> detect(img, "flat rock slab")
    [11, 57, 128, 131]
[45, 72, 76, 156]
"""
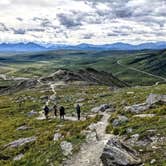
[133, 114, 156, 118]
[101, 137, 142, 166]
[146, 94, 166, 105]
[4, 136, 36, 148]
[16, 125, 31, 131]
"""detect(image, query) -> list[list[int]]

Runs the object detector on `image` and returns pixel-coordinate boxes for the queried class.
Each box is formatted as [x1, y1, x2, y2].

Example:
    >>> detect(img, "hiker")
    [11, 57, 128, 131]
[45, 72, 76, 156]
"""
[53, 104, 58, 117]
[76, 104, 81, 120]
[59, 106, 65, 120]
[44, 105, 49, 119]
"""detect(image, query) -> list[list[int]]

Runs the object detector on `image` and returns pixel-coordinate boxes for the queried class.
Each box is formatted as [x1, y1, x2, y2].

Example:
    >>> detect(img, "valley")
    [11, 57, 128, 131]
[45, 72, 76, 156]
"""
[0, 49, 166, 166]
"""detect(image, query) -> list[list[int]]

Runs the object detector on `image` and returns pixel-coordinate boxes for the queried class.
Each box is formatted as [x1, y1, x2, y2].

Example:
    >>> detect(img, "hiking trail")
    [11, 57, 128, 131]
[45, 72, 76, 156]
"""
[65, 112, 113, 166]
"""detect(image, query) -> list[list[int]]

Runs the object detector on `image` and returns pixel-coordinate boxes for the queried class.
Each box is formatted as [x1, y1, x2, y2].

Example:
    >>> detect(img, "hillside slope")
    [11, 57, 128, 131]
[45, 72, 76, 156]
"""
[122, 50, 166, 77]
[0, 68, 127, 94]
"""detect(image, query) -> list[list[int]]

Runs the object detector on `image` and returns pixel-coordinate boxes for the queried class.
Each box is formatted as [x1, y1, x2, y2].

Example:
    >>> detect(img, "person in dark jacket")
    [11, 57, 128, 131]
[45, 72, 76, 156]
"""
[59, 106, 65, 120]
[53, 105, 58, 117]
[76, 104, 81, 120]
[44, 105, 49, 119]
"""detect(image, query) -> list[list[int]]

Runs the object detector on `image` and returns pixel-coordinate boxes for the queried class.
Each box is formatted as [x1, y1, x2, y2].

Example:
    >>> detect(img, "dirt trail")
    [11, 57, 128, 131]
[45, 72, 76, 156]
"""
[65, 112, 113, 166]
[117, 60, 166, 81]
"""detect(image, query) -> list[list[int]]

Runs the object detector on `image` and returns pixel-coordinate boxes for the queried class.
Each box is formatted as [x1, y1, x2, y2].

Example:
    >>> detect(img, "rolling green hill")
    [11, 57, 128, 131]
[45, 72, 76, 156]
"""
[0, 49, 165, 86]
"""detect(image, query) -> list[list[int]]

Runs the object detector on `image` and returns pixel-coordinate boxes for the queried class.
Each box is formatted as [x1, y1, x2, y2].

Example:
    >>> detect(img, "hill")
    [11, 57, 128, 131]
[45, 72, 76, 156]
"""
[121, 50, 166, 77]
[0, 68, 127, 94]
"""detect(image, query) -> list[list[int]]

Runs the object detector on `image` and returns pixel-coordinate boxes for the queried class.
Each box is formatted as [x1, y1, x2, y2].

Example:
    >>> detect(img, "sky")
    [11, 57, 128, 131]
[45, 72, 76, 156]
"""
[0, 0, 166, 44]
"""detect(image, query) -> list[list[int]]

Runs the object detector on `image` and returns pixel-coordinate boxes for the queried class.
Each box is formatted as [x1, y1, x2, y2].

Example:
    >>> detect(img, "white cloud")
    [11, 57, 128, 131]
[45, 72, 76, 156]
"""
[0, 0, 166, 44]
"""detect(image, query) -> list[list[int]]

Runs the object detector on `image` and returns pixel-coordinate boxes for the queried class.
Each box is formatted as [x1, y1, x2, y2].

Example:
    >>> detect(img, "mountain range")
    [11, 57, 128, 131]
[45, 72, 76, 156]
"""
[0, 42, 166, 52]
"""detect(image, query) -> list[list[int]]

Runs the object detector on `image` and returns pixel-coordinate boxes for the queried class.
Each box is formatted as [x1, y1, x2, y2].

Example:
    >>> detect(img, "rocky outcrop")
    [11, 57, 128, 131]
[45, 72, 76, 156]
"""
[125, 103, 150, 113]
[146, 93, 166, 105]
[4, 136, 36, 148]
[112, 115, 129, 126]
[101, 137, 141, 166]
[125, 94, 166, 113]
[91, 104, 110, 113]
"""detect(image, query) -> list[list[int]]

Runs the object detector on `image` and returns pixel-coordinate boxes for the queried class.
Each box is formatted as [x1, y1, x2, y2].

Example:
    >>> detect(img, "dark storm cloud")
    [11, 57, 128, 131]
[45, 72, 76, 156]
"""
[57, 13, 83, 28]
[0, 23, 9, 31]
[12, 28, 26, 34]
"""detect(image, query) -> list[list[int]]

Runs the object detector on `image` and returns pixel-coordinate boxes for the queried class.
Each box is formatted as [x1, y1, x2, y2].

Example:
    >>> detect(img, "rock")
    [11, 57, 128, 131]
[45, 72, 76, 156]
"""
[146, 94, 166, 105]
[126, 128, 133, 134]
[86, 130, 98, 142]
[150, 159, 156, 164]
[53, 133, 62, 141]
[131, 134, 140, 140]
[4, 136, 36, 148]
[49, 94, 57, 101]
[112, 115, 129, 126]
[76, 98, 86, 103]
[16, 125, 31, 131]
[124, 94, 166, 114]
[126, 134, 152, 147]
[13, 153, 24, 161]
[133, 114, 156, 118]
[60, 141, 73, 156]
[27, 110, 38, 117]
[40, 95, 49, 100]
[101, 137, 141, 166]
[125, 103, 150, 113]
[91, 104, 110, 113]
[105, 107, 115, 113]
[126, 92, 135, 95]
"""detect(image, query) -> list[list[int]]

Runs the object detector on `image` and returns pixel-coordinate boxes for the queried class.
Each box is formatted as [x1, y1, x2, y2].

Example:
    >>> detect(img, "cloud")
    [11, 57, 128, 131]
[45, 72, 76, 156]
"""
[0, 0, 166, 44]
[57, 12, 83, 29]
[12, 28, 26, 34]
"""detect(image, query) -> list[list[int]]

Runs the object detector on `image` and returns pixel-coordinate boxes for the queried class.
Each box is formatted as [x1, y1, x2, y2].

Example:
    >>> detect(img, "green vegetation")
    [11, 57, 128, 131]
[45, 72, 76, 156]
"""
[0, 49, 166, 86]
[105, 84, 166, 165]
[0, 83, 166, 165]
[0, 49, 166, 165]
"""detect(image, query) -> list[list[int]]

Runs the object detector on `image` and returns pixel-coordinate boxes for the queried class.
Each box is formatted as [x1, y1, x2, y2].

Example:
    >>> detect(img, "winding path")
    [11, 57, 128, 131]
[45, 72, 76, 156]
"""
[117, 60, 166, 82]
[65, 112, 113, 166]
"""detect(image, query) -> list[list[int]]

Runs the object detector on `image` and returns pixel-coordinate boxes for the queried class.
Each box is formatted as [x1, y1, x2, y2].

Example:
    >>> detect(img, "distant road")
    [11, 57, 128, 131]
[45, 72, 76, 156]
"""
[117, 60, 166, 82]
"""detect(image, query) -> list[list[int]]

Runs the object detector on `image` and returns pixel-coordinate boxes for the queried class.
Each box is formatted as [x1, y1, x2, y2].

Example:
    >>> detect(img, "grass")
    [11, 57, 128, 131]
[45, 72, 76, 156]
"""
[0, 85, 104, 166]
[1, 49, 165, 86]
[105, 84, 166, 165]
[0, 76, 166, 165]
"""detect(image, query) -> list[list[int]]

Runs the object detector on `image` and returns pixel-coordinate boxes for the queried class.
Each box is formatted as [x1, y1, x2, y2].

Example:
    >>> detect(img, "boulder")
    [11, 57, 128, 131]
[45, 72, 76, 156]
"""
[13, 153, 24, 161]
[91, 104, 110, 113]
[16, 125, 31, 131]
[146, 94, 166, 105]
[60, 141, 73, 156]
[4, 136, 36, 148]
[133, 114, 155, 118]
[76, 98, 86, 103]
[125, 103, 150, 113]
[101, 137, 141, 166]
[27, 110, 38, 117]
[112, 115, 129, 126]
[53, 133, 62, 141]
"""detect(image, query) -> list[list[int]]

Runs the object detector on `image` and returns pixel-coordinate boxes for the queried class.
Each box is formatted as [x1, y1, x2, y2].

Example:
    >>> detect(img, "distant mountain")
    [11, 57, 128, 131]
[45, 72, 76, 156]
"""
[0, 41, 166, 52]
[0, 42, 46, 52]
[49, 42, 166, 50]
